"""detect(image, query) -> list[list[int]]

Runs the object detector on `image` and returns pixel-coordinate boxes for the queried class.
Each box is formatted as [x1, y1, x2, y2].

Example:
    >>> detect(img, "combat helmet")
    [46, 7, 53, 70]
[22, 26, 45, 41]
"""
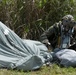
[62, 15, 76, 28]
[62, 15, 74, 21]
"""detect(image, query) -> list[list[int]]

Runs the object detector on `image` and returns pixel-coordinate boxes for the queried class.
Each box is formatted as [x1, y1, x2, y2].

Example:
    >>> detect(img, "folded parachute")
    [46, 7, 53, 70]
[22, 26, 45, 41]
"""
[0, 21, 52, 71]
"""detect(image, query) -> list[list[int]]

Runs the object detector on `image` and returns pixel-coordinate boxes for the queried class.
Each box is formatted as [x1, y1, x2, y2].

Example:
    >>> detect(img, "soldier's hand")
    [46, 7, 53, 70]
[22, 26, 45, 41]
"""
[47, 42, 51, 45]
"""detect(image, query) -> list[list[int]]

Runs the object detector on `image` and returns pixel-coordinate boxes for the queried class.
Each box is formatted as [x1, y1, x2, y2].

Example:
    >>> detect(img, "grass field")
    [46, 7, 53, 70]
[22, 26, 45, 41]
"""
[0, 64, 76, 75]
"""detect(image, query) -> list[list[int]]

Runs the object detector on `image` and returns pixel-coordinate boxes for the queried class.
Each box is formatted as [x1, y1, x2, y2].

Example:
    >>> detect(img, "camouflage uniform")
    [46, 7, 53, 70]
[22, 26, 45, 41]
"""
[40, 15, 76, 49]
[40, 21, 62, 49]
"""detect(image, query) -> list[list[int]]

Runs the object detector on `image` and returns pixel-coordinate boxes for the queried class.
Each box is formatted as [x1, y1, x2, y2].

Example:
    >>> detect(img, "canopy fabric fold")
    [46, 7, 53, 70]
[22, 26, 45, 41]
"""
[0, 21, 52, 70]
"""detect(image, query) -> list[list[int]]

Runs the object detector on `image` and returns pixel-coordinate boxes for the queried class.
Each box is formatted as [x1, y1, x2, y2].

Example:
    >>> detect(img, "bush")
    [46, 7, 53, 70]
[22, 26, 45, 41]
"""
[0, 0, 76, 40]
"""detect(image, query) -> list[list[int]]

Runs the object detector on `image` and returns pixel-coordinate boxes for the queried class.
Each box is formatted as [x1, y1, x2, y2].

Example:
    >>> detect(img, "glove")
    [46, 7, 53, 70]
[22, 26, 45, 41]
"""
[42, 39, 52, 50]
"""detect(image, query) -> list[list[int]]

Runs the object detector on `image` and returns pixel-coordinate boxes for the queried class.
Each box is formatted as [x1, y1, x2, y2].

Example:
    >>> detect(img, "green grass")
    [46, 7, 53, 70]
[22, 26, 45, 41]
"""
[0, 64, 76, 75]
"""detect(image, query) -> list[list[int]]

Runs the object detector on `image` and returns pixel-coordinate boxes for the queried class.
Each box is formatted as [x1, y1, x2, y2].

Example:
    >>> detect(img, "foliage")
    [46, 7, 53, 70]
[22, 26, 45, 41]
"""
[0, 0, 76, 40]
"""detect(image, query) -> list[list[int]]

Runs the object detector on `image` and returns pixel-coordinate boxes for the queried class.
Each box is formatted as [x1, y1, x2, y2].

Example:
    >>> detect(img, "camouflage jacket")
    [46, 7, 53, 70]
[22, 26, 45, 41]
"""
[40, 21, 76, 49]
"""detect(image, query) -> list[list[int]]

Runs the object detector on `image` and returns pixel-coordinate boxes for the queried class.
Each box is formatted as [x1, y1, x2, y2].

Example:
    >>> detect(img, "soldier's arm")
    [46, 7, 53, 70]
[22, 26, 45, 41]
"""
[40, 23, 58, 44]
